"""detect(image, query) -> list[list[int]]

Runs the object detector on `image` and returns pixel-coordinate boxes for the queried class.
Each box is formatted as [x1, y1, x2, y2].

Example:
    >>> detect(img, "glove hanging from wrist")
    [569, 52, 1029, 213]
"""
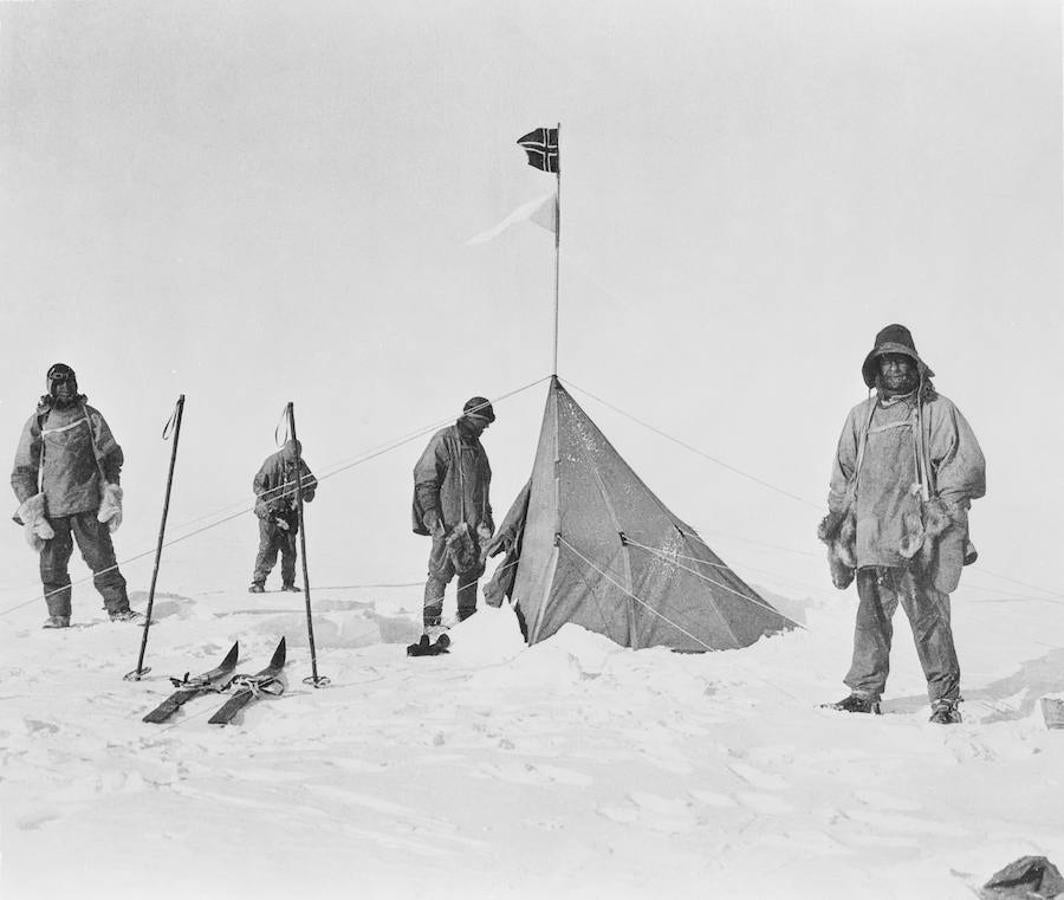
[16, 494, 55, 552]
[97, 483, 123, 533]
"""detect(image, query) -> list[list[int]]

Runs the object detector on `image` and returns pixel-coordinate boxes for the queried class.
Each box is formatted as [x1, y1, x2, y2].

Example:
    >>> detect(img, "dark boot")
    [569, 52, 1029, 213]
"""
[109, 608, 144, 623]
[823, 693, 881, 714]
[929, 699, 962, 724]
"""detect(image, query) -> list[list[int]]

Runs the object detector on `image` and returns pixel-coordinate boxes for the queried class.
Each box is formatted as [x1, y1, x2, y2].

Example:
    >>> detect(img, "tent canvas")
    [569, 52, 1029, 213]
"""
[485, 378, 791, 651]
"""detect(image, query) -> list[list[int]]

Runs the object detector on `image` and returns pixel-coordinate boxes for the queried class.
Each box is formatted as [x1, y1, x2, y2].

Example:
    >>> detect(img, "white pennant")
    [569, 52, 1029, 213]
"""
[466, 193, 557, 245]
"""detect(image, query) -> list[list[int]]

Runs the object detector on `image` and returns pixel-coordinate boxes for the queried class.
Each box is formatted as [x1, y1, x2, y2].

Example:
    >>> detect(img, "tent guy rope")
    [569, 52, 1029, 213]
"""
[557, 537, 806, 702]
[622, 537, 807, 632]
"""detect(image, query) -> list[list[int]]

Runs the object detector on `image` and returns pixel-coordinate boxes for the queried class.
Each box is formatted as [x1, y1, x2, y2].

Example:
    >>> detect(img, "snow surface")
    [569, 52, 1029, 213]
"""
[1, 570, 1062, 900]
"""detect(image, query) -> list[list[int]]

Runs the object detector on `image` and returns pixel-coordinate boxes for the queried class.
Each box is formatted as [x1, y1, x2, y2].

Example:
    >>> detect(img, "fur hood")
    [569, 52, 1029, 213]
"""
[36, 394, 89, 416]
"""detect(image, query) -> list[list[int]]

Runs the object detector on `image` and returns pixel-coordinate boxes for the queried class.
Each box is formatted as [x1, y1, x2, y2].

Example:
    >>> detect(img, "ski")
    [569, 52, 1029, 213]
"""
[208, 637, 287, 726]
[142, 642, 240, 724]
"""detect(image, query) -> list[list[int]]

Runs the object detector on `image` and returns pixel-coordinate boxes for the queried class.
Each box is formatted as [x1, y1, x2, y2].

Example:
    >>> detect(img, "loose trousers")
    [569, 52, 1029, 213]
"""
[423, 530, 484, 626]
[40, 512, 129, 618]
[844, 566, 960, 703]
[252, 519, 299, 587]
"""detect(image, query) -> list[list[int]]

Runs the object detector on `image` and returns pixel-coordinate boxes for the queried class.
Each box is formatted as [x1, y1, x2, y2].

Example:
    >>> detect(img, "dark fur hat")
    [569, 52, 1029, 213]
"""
[861, 324, 935, 388]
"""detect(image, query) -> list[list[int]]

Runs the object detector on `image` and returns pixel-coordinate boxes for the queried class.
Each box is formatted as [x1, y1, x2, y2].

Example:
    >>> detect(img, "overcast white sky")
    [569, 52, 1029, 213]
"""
[0, 0, 1060, 607]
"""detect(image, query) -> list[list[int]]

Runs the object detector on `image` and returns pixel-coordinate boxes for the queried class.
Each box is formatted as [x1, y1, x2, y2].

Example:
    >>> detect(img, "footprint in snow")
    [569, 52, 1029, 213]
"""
[944, 735, 998, 763]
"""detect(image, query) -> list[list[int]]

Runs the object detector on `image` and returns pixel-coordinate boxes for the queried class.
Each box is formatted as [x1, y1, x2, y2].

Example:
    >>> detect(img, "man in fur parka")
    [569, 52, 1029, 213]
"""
[249, 439, 317, 593]
[818, 324, 986, 724]
[11, 363, 136, 628]
[412, 396, 495, 631]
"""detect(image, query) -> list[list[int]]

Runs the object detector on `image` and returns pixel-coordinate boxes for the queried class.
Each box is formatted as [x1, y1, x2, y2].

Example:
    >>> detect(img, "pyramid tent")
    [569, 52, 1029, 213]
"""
[485, 378, 792, 651]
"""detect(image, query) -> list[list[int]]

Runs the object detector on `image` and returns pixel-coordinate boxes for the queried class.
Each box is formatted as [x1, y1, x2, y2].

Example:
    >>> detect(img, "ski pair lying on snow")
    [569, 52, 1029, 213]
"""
[141, 638, 286, 725]
[208, 638, 287, 725]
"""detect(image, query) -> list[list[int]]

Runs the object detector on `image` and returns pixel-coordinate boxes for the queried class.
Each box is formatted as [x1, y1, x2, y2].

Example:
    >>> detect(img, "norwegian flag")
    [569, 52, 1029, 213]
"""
[517, 127, 559, 173]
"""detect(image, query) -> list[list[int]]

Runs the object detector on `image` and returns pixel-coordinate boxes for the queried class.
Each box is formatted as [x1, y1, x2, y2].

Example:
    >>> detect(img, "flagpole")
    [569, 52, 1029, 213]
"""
[553, 121, 561, 378]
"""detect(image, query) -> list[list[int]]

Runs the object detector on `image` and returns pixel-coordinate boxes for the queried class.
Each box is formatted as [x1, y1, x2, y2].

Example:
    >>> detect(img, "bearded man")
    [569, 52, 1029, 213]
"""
[11, 363, 137, 628]
[818, 325, 986, 724]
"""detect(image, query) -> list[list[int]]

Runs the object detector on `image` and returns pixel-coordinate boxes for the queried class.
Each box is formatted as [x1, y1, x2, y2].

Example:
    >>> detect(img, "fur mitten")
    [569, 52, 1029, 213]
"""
[817, 508, 845, 543]
[917, 497, 966, 592]
[17, 494, 55, 553]
[917, 497, 952, 572]
[818, 507, 857, 590]
[898, 484, 926, 560]
[445, 522, 479, 574]
[97, 483, 123, 533]
[423, 509, 443, 537]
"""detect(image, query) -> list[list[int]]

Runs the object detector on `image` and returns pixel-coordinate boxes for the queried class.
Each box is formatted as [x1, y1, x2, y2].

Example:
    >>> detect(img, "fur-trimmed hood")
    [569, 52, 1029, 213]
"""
[36, 394, 89, 415]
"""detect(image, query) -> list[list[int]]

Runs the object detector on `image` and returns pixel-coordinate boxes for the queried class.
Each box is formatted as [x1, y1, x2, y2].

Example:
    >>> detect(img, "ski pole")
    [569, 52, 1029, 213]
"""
[125, 394, 185, 681]
[286, 401, 329, 688]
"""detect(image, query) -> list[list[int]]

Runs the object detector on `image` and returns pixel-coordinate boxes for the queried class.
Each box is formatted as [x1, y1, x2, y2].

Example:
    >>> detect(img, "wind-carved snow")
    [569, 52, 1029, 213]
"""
[0, 581, 1062, 900]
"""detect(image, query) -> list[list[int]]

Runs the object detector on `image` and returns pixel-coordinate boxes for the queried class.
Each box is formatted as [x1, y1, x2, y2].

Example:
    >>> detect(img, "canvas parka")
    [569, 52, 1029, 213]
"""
[411, 423, 493, 536]
[11, 400, 123, 518]
[828, 390, 985, 592]
[253, 451, 317, 522]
